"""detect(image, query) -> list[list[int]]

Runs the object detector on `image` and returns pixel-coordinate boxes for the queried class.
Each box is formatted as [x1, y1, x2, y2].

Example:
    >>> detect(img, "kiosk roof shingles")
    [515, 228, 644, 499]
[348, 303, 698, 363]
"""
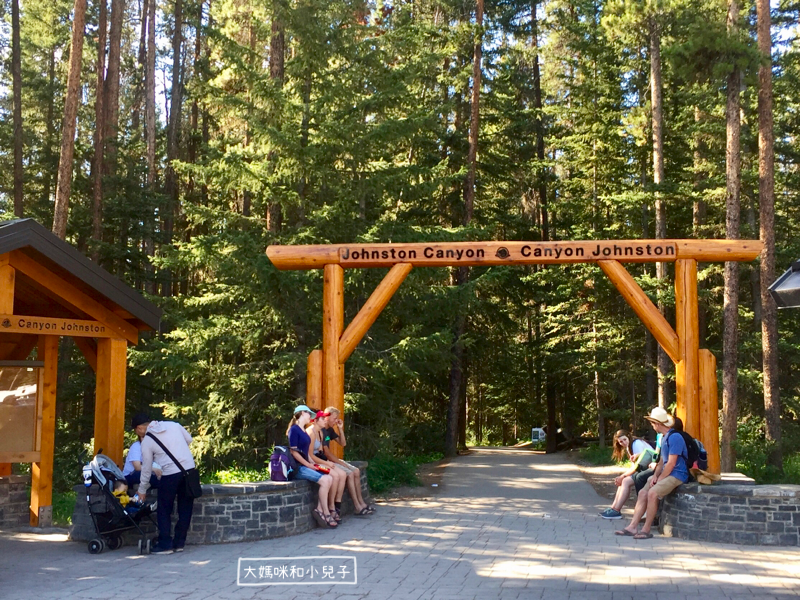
[0, 219, 161, 331]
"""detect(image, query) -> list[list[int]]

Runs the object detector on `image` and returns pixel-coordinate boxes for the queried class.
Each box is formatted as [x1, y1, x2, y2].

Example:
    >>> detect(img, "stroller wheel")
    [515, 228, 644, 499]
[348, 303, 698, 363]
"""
[145, 538, 151, 555]
[88, 538, 104, 554]
[107, 535, 123, 550]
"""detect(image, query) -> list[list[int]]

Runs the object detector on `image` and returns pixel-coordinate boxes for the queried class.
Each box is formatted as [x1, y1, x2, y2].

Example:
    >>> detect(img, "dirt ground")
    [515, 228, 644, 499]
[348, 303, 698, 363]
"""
[565, 449, 631, 505]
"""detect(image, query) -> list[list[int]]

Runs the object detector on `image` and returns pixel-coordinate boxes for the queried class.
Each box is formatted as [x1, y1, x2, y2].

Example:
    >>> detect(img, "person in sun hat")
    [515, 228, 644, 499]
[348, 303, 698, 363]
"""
[615, 406, 689, 540]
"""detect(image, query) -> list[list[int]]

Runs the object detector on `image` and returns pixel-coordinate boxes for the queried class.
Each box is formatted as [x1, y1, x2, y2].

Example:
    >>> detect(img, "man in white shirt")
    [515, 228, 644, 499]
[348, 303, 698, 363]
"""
[133, 414, 197, 555]
[123, 413, 162, 488]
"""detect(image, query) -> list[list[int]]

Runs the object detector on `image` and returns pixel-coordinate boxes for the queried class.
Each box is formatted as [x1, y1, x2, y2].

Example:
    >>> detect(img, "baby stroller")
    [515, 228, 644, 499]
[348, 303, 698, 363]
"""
[82, 452, 157, 555]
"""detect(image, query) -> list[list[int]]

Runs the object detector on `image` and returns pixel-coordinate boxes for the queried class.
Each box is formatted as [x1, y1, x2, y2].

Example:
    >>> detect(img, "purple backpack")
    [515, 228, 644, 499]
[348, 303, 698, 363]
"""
[269, 446, 298, 481]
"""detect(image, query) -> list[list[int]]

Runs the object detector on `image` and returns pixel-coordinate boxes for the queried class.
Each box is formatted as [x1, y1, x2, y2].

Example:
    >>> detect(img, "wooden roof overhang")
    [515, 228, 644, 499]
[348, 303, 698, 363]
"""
[0, 219, 161, 348]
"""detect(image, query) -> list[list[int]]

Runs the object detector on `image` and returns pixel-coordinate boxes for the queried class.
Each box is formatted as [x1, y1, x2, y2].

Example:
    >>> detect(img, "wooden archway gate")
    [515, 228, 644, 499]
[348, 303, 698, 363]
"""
[266, 239, 764, 473]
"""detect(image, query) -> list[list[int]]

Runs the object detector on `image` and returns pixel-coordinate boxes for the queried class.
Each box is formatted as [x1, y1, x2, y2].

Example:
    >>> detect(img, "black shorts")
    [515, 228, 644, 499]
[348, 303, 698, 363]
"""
[632, 468, 654, 493]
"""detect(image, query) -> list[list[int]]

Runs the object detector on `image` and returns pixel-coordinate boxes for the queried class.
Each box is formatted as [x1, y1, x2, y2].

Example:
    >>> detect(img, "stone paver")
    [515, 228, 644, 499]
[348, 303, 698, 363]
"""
[1, 448, 800, 600]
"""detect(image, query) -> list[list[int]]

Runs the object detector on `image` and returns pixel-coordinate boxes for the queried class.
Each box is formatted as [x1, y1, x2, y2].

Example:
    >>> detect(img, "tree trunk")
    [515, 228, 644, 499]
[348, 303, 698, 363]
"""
[92, 0, 108, 260]
[104, 0, 124, 172]
[721, 0, 742, 473]
[132, 0, 148, 131]
[11, 0, 24, 217]
[163, 0, 183, 294]
[747, 197, 762, 327]
[144, 0, 157, 293]
[446, 0, 483, 457]
[266, 4, 285, 232]
[463, 0, 483, 224]
[52, 0, 88, 239]
[146, 0, 157, 186]
[756, 0, 781, 471]
[650, 16, 669, 408]
[532, 0, 547, 241]
[546, 376, 557, 453]
[42, 49, 57, 205]
[445, 280, 467, 457]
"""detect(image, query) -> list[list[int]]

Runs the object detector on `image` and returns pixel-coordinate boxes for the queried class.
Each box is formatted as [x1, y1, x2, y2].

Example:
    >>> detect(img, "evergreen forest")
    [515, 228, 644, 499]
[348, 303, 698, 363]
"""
[2, 0, 800, 496]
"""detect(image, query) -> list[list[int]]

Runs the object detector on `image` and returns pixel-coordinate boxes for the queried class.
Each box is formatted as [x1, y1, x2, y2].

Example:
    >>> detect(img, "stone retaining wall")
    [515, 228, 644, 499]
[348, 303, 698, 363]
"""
[70, 462, 369, 545]
[0, 475, 30, 529]
[660, 482, 800, 546]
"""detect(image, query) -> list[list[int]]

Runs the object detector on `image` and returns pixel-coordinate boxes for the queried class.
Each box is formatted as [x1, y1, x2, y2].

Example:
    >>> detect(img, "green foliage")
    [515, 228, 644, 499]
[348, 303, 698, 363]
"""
[52, 490, 76, 528]
[367, 452, 443, 493]
[201, 465, 271, 484]
[578, 444, 616, 466]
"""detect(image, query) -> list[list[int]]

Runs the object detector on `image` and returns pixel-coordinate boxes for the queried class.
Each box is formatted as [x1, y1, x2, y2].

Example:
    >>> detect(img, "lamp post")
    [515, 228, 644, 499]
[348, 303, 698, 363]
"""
[768, 260, 800, 308]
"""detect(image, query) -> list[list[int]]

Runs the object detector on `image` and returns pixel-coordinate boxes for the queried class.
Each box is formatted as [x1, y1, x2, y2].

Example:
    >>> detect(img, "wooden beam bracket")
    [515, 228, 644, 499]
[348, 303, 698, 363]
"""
[598, 260, 680, 364]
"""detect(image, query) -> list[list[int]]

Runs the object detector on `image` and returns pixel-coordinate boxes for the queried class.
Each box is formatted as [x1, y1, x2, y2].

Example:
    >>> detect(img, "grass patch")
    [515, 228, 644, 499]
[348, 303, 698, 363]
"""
[201, 465, 270, 484]
[577, 444, 618, 466]
[53, 490, 76, 528]
[367, 452, 444, 493]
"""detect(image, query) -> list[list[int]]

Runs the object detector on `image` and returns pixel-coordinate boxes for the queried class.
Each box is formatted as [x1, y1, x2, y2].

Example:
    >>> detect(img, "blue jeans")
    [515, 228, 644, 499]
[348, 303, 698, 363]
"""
[124, 470, 160, 489]
[156, 472, 194, 550]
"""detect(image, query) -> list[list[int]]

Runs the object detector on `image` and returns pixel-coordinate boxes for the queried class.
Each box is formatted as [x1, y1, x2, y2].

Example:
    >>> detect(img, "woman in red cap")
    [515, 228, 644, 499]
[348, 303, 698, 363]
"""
[305, 410, 348, 523]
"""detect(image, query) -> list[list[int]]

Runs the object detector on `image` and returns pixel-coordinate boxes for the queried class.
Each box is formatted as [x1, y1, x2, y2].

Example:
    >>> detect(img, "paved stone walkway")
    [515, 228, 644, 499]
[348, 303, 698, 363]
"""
[2, 448, 800, 600]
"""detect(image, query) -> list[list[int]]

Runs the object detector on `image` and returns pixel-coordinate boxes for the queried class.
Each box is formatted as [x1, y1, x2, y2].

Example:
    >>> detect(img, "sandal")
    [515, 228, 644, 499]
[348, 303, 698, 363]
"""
[312, 509, 328, 528]
[633, 531, 653, 539]
[333, 509, 342, 523]
[614, 529, 636, 536]
[365, 504, 377, 513]
[324, 513, 338, 528]
[354, 507, 371, 517]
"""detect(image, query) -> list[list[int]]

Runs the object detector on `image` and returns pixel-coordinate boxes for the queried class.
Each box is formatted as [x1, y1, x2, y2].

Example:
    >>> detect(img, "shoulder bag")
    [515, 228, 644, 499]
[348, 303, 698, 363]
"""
[146, 432, 203, 499]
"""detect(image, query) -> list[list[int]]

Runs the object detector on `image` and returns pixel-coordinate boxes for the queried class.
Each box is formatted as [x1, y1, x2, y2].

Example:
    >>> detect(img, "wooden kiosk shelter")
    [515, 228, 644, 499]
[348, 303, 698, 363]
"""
[0, 219, 161, 526]
[267, 239, 764, 471]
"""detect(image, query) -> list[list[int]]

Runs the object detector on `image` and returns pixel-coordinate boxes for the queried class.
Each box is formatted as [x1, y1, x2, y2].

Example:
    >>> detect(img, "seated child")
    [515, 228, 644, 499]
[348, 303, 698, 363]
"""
[113, 480, 143, 514]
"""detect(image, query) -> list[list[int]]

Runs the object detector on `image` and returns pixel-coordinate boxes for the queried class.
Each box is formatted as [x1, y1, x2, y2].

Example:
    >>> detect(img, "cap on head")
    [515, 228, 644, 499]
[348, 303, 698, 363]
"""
[293, 404, 314, 416]
[644, 406, 674, 427]
[131, 413, 151, 430]
[316, 411, 330, 420]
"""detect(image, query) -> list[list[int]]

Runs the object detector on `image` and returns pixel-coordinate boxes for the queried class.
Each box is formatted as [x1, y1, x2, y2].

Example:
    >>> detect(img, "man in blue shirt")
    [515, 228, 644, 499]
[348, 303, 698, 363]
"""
[616, 407, 688, 539]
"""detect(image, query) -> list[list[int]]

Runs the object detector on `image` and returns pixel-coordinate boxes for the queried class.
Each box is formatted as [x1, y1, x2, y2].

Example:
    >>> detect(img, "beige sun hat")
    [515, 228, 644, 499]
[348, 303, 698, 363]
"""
[644, 406, 674, 427]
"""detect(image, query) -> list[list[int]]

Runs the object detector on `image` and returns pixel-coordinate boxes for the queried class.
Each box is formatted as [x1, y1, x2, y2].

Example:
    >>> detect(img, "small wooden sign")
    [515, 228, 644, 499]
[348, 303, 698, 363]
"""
[337, 241, 678, 267]
[0, 315, 114, 338]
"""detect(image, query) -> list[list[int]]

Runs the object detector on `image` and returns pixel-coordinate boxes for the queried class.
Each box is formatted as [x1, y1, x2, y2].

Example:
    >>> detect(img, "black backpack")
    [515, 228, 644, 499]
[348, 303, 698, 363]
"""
[667, 430, 700, 475]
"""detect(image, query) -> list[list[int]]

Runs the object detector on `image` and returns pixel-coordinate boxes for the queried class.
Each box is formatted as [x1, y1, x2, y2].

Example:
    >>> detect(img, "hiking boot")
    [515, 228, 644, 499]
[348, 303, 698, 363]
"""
[599, 508, 622, 520]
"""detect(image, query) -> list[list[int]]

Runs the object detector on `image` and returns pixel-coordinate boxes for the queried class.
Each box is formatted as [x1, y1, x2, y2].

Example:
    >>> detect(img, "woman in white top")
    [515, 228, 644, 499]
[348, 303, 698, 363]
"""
[599, 430, 655, 520]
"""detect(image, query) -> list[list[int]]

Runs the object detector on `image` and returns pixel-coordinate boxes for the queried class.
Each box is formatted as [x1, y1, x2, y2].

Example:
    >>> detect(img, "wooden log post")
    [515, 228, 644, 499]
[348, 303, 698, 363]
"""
[323, 265, 345, 459]
[307, 349, 323, 408]
[95, 338, 128, 465]
[699, 349, 721, 473]
[598, 260, 680, 363]
[339, 263, 413, 363]
[675, 259, 700, 437]
[31, 335, 58, 527]
[0, 256, 14, 477]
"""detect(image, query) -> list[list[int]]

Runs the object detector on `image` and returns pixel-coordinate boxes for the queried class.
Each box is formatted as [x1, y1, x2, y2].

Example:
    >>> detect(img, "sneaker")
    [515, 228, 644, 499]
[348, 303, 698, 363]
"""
[599, 508, 623, 520]
[173, 547, 184, 553]
[151, 544, 174, 555]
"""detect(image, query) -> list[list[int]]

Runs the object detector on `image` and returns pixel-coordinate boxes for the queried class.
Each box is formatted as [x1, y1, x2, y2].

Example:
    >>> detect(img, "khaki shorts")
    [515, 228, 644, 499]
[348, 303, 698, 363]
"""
[650, 475, 683, 499]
